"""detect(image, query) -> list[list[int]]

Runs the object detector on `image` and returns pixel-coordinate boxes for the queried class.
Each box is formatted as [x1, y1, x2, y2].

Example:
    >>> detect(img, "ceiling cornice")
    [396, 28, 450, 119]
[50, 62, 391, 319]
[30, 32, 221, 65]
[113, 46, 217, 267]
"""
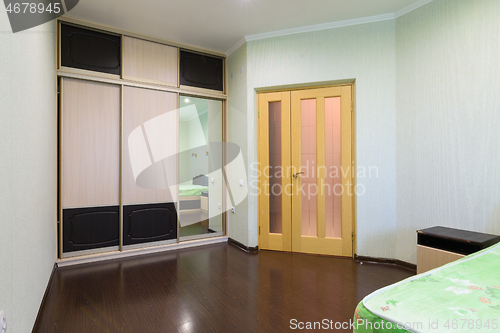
[395, 0, 435, 17]
[225, 37, 247, 57]
[226, 0, 435, 56]
[243, 12, 395, 42]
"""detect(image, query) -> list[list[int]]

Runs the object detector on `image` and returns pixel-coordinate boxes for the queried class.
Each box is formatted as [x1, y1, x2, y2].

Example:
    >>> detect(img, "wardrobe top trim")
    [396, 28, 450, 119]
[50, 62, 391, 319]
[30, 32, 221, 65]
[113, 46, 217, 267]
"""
[58, 70, 227, 100]
[58, 17, 226, 58]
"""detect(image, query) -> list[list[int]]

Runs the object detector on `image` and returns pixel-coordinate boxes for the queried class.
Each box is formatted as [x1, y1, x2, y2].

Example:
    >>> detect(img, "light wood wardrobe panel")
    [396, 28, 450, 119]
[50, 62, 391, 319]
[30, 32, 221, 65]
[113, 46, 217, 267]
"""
[122, 86, 178, 205]
[61, 78, 120, 208]
[122, 36, 178, 87]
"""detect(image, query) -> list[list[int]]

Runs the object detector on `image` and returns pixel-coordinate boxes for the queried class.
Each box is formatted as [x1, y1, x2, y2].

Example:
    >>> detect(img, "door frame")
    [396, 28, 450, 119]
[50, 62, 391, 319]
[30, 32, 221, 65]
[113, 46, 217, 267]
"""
[256, 83, 356, 257]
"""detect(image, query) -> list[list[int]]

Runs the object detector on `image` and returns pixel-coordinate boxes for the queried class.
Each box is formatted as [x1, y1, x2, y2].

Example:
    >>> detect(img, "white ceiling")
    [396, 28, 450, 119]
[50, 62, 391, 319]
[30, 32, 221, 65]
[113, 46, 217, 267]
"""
[65, 0, 429, 55]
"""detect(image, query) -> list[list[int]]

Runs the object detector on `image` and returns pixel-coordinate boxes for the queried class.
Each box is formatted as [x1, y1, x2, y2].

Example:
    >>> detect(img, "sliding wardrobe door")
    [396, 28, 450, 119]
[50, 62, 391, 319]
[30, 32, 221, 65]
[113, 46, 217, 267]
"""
[122, 86, 178, 247]
[61, 78, 120, 255]
[179, 51, 223, 91]
[60, 24, 121, 76]
[122, 36, 178, 87]
[178, 96, 224, 239]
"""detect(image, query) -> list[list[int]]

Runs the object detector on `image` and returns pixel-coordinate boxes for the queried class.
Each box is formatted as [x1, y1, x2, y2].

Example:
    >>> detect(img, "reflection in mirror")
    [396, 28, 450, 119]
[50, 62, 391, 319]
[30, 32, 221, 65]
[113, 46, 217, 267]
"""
[179, 96, 223, 240]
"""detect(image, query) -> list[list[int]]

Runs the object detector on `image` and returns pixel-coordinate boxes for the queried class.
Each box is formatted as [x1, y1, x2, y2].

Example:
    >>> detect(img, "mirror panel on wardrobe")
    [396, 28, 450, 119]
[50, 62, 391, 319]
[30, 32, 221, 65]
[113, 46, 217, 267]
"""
[178, 96, 224, 240]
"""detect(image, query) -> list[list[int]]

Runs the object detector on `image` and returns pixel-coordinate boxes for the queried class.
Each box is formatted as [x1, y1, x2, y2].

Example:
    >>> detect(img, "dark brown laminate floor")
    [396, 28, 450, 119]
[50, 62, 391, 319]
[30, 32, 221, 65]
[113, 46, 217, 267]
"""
[33, 243, 414, 333]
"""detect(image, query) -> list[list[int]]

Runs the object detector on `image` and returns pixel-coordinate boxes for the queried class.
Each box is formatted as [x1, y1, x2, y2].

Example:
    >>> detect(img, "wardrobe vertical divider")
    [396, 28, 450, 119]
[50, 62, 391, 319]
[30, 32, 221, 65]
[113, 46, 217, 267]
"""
[119, 84, 124, 252]
[176, 92, 181, 244]
[176, 48, 181, 244]
[57, 22, 62, 259]
[58, 77, 63, 259]
[119, 34, 124, 252]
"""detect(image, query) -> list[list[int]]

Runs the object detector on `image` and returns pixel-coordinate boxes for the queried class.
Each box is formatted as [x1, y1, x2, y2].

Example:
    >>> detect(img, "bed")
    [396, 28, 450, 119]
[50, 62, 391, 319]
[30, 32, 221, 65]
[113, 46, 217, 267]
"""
[179, 174, 209, 228]
[354, 242, 500, 333]
[179, 184, 209, 198]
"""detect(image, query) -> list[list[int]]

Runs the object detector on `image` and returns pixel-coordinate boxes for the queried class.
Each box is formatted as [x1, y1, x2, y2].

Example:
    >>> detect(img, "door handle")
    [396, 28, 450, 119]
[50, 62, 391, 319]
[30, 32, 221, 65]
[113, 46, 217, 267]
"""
[293, 172, 305, 178]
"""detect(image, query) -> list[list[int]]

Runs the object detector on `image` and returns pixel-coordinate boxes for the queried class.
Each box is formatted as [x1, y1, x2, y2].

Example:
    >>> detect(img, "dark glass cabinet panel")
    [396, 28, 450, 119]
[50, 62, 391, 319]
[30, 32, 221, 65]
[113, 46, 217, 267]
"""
[180, 50, 223, 91]
[61, 24, 121, 75]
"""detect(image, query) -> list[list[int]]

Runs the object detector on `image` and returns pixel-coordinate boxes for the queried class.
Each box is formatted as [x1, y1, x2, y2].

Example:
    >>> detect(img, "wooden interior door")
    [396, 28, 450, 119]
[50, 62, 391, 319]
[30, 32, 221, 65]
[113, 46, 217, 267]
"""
[258, 86, 353, 256]
[290, 86, 352, 256]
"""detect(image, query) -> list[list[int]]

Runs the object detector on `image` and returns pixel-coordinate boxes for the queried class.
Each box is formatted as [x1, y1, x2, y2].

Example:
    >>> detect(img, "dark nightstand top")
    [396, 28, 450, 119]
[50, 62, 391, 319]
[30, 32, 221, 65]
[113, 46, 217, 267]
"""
[418, 226, 499, 245]
[417, 226, 500, 255]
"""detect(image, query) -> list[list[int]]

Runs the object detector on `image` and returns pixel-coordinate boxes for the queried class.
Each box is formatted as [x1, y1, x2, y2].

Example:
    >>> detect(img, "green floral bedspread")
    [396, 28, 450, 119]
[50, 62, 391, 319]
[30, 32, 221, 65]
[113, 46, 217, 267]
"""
[179, 184, 209, 197]
[354, 243, 500, 333]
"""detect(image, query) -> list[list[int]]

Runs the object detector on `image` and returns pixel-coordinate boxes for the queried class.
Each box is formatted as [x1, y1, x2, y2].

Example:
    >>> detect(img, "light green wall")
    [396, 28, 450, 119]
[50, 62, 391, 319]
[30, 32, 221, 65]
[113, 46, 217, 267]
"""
[187, 112, 209, 178]
[179, 106, 209, 181]
[179, 121, 190, 181]
[227, 43, 249, 245]
[206, 99, 224, 232]
[396, 0, 500, 263]
[228, 0, 500, 264]
[0, 14, 56, 332]
[189, 112, 208, 148]
[229, 20, 398, 256]
[179, 121, 189, 152]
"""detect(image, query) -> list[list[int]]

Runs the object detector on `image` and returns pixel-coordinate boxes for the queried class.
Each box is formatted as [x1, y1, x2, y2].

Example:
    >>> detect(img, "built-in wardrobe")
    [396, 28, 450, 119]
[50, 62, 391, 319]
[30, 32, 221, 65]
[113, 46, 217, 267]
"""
[57, 19, 227, 259]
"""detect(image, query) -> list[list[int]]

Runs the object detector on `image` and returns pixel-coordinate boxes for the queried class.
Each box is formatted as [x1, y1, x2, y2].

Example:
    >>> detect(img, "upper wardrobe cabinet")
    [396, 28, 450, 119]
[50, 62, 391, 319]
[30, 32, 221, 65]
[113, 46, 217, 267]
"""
[60, 24, 121, 75]
[180, 50, 223, 92]
[122, 36, 178, 87]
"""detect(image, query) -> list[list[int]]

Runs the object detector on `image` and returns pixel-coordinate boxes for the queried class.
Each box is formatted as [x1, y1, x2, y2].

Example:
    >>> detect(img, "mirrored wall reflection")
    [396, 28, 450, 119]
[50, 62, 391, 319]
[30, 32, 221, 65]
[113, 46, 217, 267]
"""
[179, 95, 224, 240]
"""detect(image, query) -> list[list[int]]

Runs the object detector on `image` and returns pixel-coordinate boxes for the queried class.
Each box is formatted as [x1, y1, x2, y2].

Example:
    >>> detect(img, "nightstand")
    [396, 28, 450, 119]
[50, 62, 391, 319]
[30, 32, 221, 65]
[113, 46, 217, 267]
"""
[416, 226, 500, 274]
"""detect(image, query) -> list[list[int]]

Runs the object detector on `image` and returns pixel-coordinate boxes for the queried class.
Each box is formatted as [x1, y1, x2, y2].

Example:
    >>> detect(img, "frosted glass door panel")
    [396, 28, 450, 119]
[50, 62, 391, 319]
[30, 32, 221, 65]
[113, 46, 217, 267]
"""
[301, 99, 317, 237]
[324, 97, 341, 238]
[268, 101, 282, 234]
